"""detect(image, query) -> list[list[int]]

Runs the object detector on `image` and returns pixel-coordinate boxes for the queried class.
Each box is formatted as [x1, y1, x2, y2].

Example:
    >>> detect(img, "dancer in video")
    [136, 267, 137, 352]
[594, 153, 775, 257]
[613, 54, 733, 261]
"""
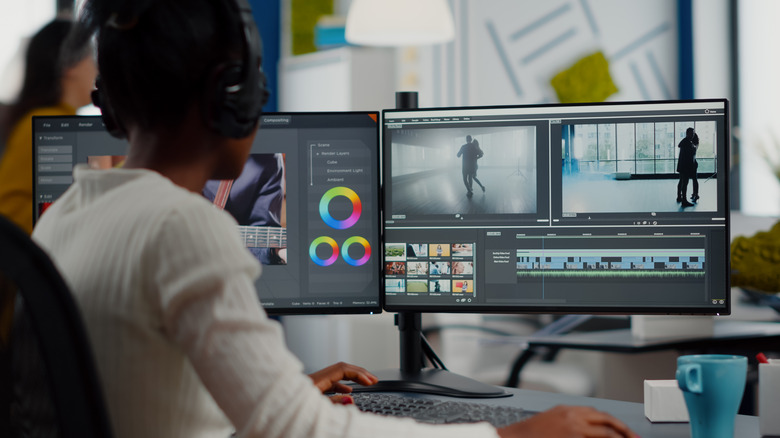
[689, 133, 700, 202]
[676, 127, 697, 208]
[457, 135, 485, 196]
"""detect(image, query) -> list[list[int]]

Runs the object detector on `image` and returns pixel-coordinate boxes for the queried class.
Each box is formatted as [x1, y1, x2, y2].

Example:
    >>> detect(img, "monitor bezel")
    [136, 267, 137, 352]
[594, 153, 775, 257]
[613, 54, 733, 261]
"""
[380, 98, 731, 316]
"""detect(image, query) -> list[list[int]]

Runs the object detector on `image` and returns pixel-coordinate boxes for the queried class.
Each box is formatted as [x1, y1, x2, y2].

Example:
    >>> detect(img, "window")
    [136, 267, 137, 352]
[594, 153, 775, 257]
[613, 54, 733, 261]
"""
[569, 120, 717, 178]
[616, 123, 635, 173]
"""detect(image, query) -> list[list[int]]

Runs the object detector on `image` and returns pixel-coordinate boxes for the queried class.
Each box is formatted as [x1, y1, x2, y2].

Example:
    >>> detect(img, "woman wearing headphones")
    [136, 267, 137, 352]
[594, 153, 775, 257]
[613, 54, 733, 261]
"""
[32, 1, 636, 437]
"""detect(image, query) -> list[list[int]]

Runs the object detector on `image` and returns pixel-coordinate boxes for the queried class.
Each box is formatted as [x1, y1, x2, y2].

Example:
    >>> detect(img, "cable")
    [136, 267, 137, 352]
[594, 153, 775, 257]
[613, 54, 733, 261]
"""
[420, 333, 447, 370]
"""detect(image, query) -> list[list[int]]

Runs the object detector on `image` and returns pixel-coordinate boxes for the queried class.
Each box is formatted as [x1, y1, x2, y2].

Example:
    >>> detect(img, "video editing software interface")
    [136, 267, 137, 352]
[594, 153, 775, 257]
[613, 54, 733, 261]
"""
[382, 100, 730, 314]
[33, 113, 381, 314]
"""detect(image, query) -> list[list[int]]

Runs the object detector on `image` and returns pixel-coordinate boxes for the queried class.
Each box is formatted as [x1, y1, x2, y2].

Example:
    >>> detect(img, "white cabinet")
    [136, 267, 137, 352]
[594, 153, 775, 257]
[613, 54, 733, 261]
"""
[279, 46, 396, 111]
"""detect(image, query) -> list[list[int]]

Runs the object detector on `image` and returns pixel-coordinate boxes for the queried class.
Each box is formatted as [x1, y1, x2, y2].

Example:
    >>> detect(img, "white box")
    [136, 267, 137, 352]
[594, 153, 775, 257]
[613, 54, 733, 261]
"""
[631, 315, 714, 340]
[644, 380, 689, 422]
[759, 361, 780, 436]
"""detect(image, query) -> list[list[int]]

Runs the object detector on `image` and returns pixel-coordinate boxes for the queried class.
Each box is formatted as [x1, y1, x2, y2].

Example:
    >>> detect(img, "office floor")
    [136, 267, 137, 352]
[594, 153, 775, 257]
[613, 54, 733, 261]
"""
[390, 166, 537, 216]
[562, 177, 718, 213]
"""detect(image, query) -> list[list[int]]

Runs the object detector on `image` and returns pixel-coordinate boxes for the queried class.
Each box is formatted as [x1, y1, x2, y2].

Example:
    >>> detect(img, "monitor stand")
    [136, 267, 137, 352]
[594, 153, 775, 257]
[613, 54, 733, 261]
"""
[352, 91, 506, 398]
[350, 312, 510, 398]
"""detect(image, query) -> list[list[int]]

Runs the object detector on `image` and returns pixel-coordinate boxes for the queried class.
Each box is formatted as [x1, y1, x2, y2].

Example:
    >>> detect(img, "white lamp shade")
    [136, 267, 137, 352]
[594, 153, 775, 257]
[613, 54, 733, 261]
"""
[345, 0, 455, 47]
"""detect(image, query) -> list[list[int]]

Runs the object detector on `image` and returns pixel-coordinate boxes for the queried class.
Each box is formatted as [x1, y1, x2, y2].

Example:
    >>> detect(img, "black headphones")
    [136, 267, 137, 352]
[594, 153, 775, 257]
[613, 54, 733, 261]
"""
[91, 76, 124, 138]
[91, 0, 269, 139]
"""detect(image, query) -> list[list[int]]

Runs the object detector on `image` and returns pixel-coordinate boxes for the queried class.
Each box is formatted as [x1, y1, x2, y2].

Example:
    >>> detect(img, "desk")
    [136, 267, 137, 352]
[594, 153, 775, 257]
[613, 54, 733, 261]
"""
[524, 320, 780, 354]
[501, 320, 780, 415]
[731, 289, 780, 322]
[505, 320, 780, 388]
[404, 387, 759, 437]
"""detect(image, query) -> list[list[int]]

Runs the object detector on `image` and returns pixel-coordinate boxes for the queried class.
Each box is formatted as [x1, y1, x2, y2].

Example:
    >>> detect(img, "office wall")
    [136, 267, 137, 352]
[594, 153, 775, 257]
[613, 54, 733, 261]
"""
[280, 1, 734, 109]
[251, 0, 281, 112]
[738, 0, 780, 216]
[691, 0, 730, 100]
[411, 0, 681, 108]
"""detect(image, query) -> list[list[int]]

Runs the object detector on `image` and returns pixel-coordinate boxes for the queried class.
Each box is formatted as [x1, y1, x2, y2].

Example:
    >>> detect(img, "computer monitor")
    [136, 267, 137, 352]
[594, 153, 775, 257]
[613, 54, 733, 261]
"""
[370, 99, 730, 397]
[382, 99, 729, 314]
[32, 112, 382, 315]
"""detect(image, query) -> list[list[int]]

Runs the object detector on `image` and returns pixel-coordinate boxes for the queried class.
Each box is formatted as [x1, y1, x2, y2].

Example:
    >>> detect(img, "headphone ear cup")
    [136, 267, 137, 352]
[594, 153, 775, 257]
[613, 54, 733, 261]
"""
[91, 78, 126, 139]
[206, 0, 269, 139]
[207, 63, 242, 138]
[208, 61, 267, 139]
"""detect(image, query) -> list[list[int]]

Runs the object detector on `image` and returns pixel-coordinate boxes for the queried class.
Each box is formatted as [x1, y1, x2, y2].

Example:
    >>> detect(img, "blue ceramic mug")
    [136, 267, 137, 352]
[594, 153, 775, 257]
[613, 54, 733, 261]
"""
[676, 354, 747, 438]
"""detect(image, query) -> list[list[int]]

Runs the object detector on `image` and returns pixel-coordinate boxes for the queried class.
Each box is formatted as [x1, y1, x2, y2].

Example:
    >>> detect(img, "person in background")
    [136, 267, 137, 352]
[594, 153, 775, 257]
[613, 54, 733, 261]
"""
[32, 1, 637, 437]
[0, 18, 97, 234]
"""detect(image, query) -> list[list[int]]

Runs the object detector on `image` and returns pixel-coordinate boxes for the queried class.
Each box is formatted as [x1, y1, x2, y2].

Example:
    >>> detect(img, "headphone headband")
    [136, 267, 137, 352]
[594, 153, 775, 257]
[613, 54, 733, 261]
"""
[92, 0, 269, 139]
[209, 0, 269, 138]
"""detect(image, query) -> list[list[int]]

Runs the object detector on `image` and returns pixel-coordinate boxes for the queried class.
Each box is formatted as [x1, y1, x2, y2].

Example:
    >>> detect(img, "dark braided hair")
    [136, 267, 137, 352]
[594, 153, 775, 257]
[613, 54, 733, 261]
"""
[71, 0, 244, 132]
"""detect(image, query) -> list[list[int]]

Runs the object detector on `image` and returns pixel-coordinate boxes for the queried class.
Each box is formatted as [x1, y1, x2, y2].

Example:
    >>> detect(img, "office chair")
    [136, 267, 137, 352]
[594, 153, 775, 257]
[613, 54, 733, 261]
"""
[0, 215, 113, 437]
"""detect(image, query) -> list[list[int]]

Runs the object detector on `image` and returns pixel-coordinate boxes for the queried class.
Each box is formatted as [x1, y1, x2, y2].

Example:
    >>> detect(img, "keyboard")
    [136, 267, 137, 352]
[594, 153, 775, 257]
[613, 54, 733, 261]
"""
[351, 392, 536, 428]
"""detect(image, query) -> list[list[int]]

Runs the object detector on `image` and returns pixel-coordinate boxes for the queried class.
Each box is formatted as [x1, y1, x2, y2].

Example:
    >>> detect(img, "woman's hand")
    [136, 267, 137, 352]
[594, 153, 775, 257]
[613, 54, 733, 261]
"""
[497, 405, 637, 438]
[309, 362, 379, 395]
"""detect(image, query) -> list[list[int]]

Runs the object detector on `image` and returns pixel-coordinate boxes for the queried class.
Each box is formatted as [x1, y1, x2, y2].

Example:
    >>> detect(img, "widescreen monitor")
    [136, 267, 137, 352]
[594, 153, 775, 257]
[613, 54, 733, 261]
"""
[32, 112, 381, 315]
[382, 99, 730, 316]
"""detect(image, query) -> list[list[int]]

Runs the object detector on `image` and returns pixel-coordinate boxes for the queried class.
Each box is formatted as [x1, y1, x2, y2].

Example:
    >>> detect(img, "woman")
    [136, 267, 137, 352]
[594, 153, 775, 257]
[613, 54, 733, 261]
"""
[0, 18, 96, 234]
[32, 1, 636, 437]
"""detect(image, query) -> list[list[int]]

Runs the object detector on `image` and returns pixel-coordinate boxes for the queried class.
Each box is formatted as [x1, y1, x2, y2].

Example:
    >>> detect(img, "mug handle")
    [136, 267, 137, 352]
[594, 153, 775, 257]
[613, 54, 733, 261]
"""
[676, 363, 703, 394]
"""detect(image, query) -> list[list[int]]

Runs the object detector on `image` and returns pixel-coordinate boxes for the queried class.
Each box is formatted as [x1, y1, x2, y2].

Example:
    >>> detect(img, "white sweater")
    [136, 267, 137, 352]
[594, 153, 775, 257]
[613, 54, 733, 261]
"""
[32, 166, 499, 438]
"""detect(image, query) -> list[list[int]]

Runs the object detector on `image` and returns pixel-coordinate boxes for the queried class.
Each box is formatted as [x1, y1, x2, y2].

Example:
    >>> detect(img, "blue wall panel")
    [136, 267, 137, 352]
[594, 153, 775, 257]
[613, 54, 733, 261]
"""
[249, 0, 280, 112]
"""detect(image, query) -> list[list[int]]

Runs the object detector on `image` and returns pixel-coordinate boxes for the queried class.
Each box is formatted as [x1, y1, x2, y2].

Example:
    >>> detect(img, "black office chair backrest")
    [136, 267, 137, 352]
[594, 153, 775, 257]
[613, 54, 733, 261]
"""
[0, 215, 113, 437]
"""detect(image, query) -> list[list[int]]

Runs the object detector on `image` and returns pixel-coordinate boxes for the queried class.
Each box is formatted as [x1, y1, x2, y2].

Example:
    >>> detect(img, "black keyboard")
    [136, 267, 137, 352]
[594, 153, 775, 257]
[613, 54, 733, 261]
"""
[351, 392, 536, 428]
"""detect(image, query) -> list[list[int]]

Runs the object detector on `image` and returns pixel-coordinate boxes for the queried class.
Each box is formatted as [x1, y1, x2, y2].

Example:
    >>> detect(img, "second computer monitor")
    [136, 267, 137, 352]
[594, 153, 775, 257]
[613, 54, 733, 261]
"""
[33, 112, 382, 315]
[382, 99, 730, 315]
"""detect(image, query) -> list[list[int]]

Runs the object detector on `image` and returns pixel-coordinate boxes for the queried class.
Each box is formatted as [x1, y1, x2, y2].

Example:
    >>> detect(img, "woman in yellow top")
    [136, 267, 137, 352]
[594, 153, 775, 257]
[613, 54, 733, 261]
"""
[0, 18, 97, 234]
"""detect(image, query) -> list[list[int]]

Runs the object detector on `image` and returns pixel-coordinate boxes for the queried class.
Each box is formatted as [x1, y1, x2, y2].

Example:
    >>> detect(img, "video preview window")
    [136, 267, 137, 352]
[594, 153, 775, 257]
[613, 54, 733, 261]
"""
[203, 153, 287, 265]
[388, 126, 537, 218]
[561, 120, 717, 214]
